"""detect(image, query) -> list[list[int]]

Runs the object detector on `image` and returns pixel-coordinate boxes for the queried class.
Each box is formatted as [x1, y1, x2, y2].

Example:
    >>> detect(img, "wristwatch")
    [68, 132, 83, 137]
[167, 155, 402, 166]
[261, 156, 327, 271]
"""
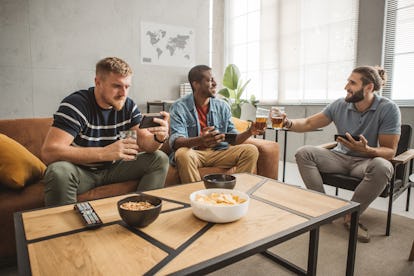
[154, 134, 169, 143]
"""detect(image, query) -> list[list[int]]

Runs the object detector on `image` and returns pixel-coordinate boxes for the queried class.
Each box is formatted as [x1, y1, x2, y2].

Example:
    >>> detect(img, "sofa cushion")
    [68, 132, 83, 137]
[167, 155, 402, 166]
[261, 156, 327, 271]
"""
[232, 117, 250, 132]
[0, 134, 47, 189]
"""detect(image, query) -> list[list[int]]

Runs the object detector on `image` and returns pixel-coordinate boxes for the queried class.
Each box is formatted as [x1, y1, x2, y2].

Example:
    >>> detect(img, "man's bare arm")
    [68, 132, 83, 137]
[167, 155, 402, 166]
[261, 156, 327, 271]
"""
[287, 112, 332, 132]
[338, 133, 400, 160]
[40, 127, 137, 165]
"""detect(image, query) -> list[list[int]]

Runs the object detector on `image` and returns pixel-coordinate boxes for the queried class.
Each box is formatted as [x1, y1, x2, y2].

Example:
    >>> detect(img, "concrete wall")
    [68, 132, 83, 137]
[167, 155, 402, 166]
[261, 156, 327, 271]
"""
[356, 0, 385, 66]
[1, 0, 412, 161]
[0, 0, 210, 118]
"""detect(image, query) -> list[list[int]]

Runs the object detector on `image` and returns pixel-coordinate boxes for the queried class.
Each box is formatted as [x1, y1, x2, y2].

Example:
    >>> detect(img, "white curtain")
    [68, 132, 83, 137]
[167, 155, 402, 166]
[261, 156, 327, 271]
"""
[225, 0, 359, 104]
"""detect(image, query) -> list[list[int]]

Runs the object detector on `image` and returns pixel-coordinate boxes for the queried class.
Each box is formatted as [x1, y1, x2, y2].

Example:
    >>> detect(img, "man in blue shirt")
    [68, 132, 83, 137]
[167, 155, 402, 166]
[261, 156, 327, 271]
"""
[283, 66, 401, 243]
[169, 65, 265, 183]
[41, 57, 170, 206]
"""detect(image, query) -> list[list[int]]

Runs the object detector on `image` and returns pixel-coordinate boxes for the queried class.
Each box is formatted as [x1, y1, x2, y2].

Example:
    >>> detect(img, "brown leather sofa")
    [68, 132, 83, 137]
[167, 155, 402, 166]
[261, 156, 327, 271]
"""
[0, 117, 279, 266]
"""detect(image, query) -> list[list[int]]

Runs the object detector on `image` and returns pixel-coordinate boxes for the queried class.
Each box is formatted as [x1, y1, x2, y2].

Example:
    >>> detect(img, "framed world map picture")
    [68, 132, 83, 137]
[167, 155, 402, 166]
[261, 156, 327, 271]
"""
[141, 21, 195, 67]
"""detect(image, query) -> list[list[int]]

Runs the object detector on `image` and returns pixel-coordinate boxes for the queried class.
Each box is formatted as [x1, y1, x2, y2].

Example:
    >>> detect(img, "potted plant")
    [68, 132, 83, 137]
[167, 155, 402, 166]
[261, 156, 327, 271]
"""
[218, 64, 258, 118]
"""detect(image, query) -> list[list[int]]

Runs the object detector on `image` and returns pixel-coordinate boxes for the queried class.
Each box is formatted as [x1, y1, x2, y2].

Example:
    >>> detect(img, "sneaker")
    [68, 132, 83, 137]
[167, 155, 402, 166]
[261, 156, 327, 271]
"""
[344, 222, 371, 243]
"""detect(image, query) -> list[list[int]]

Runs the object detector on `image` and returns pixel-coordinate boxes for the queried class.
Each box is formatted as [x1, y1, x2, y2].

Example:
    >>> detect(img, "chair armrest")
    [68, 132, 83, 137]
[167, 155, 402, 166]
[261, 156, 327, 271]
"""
[243, 138, 279, 179]
[318, 142, 337, 149]
[391, 149, 414, 165]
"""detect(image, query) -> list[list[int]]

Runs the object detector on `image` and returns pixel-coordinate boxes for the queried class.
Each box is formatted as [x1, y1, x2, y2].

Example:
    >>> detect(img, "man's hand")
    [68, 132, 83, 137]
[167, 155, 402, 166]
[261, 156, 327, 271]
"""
[200, 126, 224, 148]
[105, 137, 139, 161]
[146, 111, 170, 142]
[336, 133, 367, 152]
[281, 113, 293, 129]
[249, 121, 266, 135]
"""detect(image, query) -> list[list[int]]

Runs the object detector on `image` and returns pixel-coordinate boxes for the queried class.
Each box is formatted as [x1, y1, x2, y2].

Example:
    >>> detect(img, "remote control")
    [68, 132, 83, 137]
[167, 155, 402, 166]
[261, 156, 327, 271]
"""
[74, 202, 103, 229]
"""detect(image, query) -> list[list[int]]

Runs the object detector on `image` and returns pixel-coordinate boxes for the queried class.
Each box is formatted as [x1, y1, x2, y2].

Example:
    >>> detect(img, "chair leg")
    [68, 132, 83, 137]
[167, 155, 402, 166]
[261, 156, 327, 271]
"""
[409, 240, 414, 261]
[386, 173, 397, 236]
[406, 185, 411, 212]
[386, 195, 393, 236]
[335, 187, 338, 196]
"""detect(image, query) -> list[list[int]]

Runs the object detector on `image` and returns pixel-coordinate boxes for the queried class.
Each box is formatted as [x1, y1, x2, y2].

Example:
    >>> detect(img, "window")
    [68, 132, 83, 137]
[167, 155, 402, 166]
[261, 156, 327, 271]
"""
[383, 0, 414, 105]
[225, 0, 359, 104]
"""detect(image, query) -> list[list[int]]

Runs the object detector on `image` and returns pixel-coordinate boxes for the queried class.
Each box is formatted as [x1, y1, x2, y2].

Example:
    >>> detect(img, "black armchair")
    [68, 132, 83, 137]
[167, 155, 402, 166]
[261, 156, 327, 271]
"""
[319, 124, 414, 236]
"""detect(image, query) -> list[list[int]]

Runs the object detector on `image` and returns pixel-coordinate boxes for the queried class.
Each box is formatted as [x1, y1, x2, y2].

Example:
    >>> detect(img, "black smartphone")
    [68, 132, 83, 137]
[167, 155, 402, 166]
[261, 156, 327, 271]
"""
[335, 134, 360, 141]
[139, 114, 164, 128]
[224, 133, 237, 144]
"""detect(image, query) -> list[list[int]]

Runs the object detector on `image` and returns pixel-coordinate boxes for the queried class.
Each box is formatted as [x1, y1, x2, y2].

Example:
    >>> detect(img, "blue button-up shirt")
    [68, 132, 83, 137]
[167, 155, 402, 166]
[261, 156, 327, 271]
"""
[168, 94, 238, 163]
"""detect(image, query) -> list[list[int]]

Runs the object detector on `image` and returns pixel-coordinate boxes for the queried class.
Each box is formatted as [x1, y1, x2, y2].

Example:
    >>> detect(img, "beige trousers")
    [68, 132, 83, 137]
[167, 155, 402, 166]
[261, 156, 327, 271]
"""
[175, 144, 259, 183]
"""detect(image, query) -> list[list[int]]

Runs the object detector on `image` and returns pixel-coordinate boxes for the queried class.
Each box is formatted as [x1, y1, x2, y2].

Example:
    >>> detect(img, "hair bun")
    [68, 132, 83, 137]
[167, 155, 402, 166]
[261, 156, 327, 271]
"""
[374, 66, 387, 86]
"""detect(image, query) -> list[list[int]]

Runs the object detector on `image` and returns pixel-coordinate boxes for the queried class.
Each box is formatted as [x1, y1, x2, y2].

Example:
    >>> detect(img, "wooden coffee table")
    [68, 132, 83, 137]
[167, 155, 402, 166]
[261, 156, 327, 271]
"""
[14, 173, 359, 275]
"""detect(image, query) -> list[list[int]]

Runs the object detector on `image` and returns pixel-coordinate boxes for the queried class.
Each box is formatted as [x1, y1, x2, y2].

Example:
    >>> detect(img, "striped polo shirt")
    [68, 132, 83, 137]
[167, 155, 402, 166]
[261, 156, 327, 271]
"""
[53, 87, 142, 167]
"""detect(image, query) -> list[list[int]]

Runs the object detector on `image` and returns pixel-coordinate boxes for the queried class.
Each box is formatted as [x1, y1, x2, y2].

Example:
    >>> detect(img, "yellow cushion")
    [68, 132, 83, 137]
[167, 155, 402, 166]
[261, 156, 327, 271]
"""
[232, 117, 250, 132]
[0, 134, 46, 189]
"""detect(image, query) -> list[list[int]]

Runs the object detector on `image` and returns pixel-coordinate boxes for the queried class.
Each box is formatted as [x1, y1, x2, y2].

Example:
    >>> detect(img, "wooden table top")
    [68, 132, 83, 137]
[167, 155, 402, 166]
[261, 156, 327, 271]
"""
[15, 173, 357, 276]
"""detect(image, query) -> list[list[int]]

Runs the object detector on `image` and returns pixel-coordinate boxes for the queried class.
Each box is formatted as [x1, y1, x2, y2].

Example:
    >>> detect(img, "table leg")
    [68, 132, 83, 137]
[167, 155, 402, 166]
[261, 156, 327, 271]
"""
[346, 210, 359, 276]
[273, 130, 281, 181]
[283, 130, 288, 182]
[409, 240, 414, 261]
[307, 228, 319, 276]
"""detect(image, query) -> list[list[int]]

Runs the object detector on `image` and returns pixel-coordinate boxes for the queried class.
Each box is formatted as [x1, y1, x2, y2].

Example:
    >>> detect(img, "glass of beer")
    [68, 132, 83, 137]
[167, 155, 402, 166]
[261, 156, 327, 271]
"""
[119, 130, 137, 160]
[255, 107, 269, 130]
[270, 106, 284, 129]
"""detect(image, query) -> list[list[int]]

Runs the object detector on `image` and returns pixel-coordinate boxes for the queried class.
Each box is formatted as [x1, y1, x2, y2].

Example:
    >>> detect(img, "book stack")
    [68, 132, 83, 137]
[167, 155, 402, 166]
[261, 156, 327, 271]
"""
[179, 83, 192, 98]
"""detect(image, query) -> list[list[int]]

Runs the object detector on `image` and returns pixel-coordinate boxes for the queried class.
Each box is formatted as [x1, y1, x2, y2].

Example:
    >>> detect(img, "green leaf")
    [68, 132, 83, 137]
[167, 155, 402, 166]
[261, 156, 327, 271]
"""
[220, 64, 255, 118]
[222, 64, 240, 90]
[249, 95, 258, 106]
[239, 79, 251, 93]
[232, 104, 242, 118]
[218, 88, 230, 98]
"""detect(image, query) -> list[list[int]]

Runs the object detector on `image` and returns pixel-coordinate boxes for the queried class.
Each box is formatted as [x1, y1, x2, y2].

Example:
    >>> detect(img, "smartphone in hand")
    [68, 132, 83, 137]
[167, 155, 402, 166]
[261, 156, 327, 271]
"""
[224, 133, 237, 144]
[139, 114, 165, 128]
[335, 134, 360, 141]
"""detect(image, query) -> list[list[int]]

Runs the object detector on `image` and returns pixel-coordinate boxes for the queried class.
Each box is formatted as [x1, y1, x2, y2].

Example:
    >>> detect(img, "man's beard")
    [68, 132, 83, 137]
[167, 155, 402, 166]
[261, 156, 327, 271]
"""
[345, 87, 364, 103]
[108, 96, 126, 111]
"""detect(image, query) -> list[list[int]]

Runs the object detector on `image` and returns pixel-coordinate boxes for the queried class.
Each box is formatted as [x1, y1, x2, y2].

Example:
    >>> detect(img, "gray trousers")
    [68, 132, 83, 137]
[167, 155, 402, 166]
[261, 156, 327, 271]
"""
[44, 150, 169, 206]
[295, 145, 393, 214]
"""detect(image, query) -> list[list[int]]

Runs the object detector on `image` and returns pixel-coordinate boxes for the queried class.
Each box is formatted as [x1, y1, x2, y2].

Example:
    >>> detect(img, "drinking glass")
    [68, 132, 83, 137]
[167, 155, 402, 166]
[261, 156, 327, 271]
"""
[255, 107, 269, 129]
[270, 106, 284, 129]
[119, 130, 137, 160]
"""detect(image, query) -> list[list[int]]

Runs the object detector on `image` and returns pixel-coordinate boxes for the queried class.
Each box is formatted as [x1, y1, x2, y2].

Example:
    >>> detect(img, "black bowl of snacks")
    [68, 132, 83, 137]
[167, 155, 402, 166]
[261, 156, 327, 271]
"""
[202, 173, 236, 189]
[117, 194, 162, 227]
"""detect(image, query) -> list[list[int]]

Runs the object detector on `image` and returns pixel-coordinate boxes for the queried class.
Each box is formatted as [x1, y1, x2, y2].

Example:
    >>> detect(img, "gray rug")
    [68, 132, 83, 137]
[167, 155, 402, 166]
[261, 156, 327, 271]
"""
[210, 208, 414, 276]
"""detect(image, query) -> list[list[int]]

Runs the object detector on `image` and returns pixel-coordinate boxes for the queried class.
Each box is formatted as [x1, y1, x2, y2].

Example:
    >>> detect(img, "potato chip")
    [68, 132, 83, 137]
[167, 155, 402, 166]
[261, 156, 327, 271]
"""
[195, 192, 246, 205]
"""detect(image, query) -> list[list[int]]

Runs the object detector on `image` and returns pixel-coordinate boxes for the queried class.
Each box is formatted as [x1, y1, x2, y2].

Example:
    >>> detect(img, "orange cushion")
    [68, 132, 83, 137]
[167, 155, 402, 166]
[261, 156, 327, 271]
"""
[232, 117, 250, 132]
[0, 134, 46, 189]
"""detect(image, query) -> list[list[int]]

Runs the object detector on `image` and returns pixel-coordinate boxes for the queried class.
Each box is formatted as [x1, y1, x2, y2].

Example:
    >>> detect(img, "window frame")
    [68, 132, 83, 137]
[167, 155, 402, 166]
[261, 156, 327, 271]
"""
[382, 0, 414, 106]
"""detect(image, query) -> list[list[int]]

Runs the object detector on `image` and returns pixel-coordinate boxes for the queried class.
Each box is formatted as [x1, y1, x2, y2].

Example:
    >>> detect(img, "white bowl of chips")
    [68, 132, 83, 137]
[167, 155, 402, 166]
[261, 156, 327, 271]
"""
[189, 188, 250, 223]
